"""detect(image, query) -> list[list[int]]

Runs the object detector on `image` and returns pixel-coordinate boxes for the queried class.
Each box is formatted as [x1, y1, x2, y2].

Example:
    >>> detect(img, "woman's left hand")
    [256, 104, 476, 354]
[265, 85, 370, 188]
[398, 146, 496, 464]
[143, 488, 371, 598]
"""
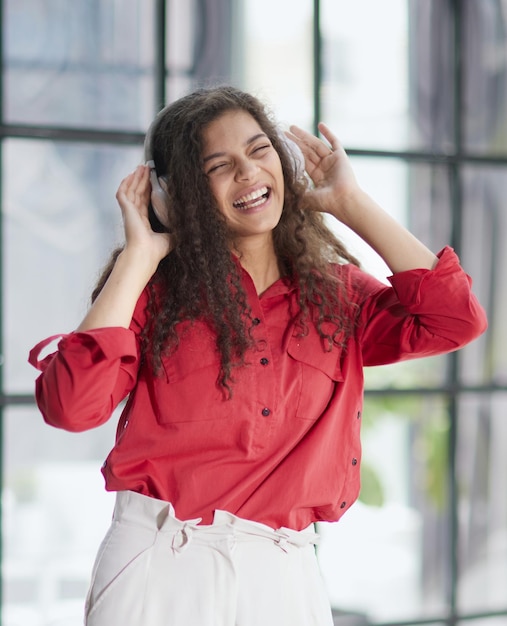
[286, 123, 360, 220]
[288, 123, 439, 273]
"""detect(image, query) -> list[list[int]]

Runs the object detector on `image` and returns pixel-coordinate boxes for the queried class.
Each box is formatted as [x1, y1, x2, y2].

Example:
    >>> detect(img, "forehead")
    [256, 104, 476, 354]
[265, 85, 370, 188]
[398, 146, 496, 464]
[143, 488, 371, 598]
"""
[201, 110, 264, 153]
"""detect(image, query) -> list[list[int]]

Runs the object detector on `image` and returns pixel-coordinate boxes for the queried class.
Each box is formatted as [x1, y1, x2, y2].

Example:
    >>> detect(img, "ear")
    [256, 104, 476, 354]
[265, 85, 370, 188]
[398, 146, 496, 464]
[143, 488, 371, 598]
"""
[146, 160, 172, 229]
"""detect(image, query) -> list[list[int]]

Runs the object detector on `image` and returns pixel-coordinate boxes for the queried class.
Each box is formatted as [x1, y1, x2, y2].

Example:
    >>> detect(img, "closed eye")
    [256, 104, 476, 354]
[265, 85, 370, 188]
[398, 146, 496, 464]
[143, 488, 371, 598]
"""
[252, 144, 271, 155]
[206, 162, 229, 175]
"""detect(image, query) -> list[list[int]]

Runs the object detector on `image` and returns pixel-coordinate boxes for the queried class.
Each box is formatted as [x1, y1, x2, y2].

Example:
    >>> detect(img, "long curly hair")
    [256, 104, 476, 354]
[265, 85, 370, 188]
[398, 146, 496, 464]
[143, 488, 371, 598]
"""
[93, 86, 360, 393]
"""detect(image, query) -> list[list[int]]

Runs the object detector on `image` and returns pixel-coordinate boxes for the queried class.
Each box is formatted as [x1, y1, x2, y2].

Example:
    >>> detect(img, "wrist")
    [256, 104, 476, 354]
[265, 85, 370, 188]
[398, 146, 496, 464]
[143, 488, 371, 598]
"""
[116, 246, 160, 283]
[328, 186, 368, 225]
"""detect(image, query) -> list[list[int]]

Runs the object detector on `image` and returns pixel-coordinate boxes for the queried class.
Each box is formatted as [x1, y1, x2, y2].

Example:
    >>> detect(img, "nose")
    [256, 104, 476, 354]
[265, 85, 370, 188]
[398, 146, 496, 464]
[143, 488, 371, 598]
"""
[235, 157, 259, 182]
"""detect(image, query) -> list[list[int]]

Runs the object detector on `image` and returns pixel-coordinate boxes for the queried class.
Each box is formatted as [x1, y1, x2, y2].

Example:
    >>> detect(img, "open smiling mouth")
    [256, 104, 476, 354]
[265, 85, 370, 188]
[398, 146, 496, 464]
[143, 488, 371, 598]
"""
[233, 186, 271, 211]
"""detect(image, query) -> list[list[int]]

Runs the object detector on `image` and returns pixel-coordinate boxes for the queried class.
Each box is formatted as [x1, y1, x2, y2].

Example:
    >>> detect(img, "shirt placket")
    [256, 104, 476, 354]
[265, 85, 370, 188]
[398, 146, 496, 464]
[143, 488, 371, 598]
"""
[247, 306, 278, 452]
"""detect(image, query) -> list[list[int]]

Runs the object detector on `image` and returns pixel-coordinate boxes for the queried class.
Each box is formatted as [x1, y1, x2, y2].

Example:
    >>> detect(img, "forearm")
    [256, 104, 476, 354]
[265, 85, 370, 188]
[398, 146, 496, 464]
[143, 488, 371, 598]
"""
[77, 248, 157, 331]
[335, 189, 438, 273]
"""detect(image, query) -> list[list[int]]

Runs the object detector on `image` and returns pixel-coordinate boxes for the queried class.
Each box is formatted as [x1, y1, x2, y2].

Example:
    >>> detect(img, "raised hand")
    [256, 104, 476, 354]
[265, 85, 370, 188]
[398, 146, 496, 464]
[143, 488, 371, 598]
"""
[286, 123, 360, 221]
[75, 166, 173, 332]
[116, 164, 172, 268]
[287, 123, 437, 272]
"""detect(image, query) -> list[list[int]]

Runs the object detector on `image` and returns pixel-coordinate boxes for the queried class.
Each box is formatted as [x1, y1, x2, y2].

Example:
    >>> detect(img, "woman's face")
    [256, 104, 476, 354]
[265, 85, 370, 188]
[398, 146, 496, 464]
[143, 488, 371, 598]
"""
[201, 109, 284, 248]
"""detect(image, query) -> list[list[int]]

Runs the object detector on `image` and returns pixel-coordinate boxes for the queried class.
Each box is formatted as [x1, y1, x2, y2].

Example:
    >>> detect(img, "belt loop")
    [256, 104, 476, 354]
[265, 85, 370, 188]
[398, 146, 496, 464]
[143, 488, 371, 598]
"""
[171, 524, 194, 555]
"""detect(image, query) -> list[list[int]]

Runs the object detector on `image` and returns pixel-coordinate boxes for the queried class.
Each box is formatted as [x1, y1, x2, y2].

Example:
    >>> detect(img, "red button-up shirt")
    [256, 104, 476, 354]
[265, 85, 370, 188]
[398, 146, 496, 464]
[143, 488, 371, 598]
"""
[29, 247, 487, 530]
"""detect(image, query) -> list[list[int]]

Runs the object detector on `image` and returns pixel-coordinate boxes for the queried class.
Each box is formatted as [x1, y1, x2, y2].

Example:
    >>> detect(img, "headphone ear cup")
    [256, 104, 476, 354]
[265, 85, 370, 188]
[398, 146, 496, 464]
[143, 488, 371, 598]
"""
[277, 130, 306, 180]
[147, 162, 173, 229]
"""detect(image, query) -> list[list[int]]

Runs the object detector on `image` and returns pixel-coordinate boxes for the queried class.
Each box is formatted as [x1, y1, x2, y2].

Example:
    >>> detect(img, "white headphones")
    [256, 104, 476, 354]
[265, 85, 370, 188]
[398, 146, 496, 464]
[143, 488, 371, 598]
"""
[144, 118, 173, 229]
[145, 160, 173, 229]
[278, 130, 306, 181]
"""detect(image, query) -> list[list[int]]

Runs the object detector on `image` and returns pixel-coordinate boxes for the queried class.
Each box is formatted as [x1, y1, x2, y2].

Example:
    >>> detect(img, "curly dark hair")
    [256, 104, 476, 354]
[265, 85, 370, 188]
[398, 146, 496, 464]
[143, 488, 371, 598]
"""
[93, 85, 360, 394]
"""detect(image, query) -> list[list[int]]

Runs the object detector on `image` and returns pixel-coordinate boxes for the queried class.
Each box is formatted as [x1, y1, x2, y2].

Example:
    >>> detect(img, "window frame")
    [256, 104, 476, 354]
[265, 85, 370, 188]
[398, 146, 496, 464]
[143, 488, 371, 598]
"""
[1, 0, 505, 624]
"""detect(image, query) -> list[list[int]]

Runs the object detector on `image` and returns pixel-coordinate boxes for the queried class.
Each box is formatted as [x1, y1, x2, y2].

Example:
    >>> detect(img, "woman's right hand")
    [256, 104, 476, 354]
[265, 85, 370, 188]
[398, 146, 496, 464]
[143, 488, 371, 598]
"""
[116, 164, 173, 270]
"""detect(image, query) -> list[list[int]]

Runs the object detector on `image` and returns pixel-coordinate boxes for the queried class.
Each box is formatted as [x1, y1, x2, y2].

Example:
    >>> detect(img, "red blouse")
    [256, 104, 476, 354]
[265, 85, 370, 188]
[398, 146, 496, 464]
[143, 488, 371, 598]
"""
[29, 247, 487, 530]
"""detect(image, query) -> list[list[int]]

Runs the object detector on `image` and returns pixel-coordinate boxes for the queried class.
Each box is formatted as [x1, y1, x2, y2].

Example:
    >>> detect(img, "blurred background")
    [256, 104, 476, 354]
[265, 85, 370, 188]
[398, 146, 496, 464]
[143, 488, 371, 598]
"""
[1, 1, 506, 625]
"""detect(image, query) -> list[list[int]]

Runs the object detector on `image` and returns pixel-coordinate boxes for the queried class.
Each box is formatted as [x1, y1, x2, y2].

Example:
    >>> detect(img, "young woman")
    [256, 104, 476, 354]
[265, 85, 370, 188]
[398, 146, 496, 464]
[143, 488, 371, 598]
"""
[29, 86, 487, 626]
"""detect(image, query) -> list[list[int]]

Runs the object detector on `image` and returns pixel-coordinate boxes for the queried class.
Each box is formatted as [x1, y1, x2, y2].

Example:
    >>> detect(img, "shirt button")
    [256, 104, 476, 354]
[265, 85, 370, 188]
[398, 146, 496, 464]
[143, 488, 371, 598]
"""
[261, 407, 271, 417]
[252, 317, 261, 326]
[340, 501, 347, 509]
[260, 357, 269, 366]
[352, 458, 357, 466]
[357, 411, 361, 419]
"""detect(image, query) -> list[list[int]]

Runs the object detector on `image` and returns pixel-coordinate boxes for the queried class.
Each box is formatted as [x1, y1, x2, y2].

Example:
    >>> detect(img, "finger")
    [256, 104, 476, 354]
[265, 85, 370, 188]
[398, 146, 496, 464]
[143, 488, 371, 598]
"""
[116, 172, 136, 204]
[317, 122, 341, 152]
[128, 165, 149, 197]
[289, 125, 334, 162]
[284, 131, 320, 172]
[118, 166, 150, 207]
[132, 165, 151, 206]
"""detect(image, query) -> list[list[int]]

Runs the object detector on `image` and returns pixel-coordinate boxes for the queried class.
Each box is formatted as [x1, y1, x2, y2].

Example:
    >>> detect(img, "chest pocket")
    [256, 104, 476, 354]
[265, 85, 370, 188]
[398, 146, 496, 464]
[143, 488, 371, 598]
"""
[286, 332, 344, 421]
[154, 321, 232, 424]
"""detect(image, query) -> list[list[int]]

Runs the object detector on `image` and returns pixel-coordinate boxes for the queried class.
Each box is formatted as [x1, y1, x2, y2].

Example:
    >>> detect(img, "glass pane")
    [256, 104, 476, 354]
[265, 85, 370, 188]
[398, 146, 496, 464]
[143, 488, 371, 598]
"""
[459, 620, 507, 626]
[166, 0, 197, 83]
[239, 0, 313, 129]
[459, 165, 506, 386]
[4, 0, 155, 130]
[3, 139, 142, 393]
[325, 156, 408, 280]
[325, 158, 452, 281]
[318, 394, 451, 622]
[463, 1, 507, 155]
[321, 0, 455, 152]
[3, 405, 118, 626]
[165, 0, 234, 102]
[457, 393, 507, 614]
[364, 356, 448, 391]
[325, 158, 451, 390]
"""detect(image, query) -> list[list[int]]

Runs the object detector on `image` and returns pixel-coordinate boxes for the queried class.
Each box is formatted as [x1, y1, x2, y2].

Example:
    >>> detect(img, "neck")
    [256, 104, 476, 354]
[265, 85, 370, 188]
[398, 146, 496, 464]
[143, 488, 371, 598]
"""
[233, 236, 281, 294]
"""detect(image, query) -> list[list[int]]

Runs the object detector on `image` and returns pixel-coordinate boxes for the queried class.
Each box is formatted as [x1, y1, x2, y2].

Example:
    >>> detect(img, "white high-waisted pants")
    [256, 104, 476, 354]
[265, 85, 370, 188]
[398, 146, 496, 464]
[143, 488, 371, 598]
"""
[84, 491, 334, 626]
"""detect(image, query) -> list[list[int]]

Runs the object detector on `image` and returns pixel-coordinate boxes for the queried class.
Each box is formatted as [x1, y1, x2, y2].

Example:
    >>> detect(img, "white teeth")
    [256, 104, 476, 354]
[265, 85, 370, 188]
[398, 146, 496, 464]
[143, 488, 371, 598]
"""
[233, 186, 269, 208]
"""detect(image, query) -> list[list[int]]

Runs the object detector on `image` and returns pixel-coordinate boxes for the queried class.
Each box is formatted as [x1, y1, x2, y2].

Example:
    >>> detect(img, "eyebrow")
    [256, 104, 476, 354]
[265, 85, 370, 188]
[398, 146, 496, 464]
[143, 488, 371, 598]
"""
[202, 133, 269, 164]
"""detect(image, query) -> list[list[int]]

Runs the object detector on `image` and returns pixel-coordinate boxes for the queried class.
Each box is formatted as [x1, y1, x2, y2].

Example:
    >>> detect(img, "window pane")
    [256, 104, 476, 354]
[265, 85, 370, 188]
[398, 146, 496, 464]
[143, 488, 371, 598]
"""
[325, 157, 408, 280]
[459, 620, 507, 626]
[327, 158, 452, 390]
[4, 0, 155, 130]
[321, 0, 455, 152]
[463, 1, 507, 155]
[457, 393, 507, 614]
[364, 357, 448, 391]
[165, 0, 233, 102]
[318, 394, 450, 621]
[165, 0, 195, 103]
[3, 405, 117, 626]
[326, 158, 452, 280]
[239, 0, 314, 129]
[3, 139, 141, 393]
[460, 165, 506, 386]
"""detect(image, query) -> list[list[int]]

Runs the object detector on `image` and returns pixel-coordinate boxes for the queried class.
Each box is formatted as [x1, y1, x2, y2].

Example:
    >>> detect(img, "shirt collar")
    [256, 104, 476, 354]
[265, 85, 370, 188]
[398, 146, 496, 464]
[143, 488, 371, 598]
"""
[231, 254, 297, 299]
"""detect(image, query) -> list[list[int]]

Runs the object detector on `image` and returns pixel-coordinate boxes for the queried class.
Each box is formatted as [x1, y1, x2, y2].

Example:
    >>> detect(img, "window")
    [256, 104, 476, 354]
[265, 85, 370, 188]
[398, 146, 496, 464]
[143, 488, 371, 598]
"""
[2, 1, 505, 625]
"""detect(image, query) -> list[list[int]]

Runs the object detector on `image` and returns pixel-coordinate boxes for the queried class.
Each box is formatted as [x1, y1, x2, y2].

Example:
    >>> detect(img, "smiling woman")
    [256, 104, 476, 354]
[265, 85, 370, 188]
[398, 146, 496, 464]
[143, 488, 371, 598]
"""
[28, 85, 487, 626]
[202, 110, 285, 271]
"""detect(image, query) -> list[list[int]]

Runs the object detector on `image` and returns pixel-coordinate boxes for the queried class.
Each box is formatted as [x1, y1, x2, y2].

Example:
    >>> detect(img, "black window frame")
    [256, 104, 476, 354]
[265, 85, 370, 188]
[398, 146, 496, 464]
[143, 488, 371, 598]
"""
[1, 0, 506, 624]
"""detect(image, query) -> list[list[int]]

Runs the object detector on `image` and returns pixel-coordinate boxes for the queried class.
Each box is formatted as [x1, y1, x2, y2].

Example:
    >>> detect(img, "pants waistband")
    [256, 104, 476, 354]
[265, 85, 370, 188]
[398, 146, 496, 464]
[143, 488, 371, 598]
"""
[112, 491, 320, 554]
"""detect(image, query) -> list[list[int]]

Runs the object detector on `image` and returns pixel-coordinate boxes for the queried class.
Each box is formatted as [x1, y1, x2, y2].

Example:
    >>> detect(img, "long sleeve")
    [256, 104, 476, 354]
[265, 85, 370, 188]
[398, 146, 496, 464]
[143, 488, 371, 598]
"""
[351, 246, 488, 366]
[28, 293, 148, 432]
